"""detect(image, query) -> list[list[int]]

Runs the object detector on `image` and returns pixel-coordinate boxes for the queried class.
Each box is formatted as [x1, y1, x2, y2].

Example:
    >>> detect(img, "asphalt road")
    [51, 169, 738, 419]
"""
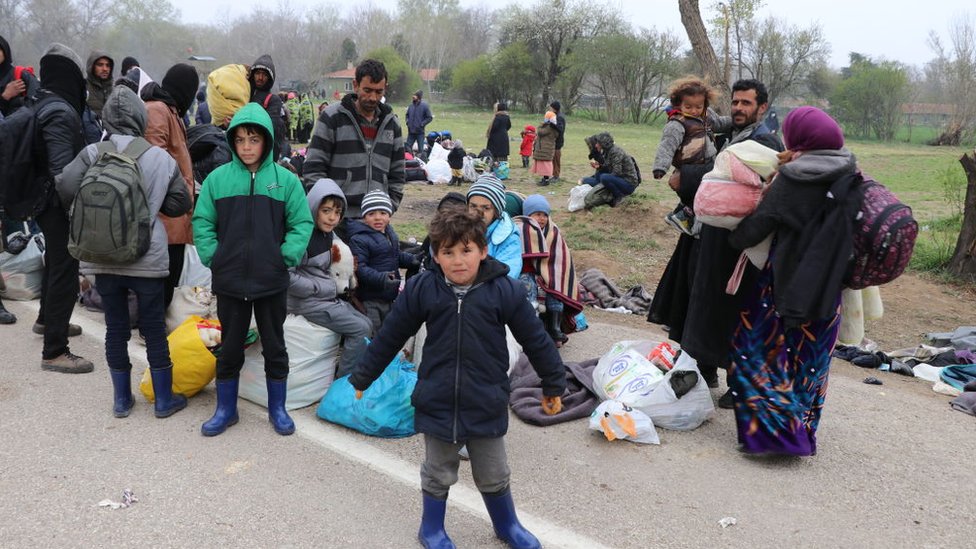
[1, 298, 973, 548]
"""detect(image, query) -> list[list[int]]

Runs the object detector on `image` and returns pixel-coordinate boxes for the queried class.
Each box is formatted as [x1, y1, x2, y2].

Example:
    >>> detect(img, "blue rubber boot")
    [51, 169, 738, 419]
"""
[418, 492, 455, 549]
[266, 378, 295, 435]
[482, 489, 541, 549]
[109, 369, 134, 418]
[150, 365, 188, 418]
[201, 378, 239, 436]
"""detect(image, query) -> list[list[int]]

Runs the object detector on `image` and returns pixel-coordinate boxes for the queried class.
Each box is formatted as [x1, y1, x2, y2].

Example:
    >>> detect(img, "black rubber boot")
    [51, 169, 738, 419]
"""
[0, 297, 16, 324]
[547, 310, 568, 348]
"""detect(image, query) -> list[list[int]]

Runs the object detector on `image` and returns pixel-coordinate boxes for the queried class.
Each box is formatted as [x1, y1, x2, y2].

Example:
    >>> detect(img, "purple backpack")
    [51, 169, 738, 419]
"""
[845, 173, 917, 289]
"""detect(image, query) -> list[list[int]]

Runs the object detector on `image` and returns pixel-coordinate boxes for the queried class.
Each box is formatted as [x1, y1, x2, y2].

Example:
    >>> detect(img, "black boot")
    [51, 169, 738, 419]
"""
[546, 311, 568, 348]
[0, 297, 15, 324]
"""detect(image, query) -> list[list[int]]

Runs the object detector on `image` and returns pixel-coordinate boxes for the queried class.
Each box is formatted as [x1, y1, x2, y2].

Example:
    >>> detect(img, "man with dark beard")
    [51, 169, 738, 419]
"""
[647, 79, 783, 408]
[303, 59, 405, 238]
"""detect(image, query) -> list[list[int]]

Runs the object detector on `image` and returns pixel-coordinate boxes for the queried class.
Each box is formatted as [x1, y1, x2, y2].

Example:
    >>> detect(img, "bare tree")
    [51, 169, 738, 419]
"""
[742, 16, 829, 106]
[678, 0, 728, 112]
[928, 16, 976, 144]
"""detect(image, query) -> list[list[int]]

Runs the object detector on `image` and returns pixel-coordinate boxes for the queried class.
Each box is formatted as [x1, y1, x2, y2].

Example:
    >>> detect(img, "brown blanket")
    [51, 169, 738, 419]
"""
[509, 354, 599, 426]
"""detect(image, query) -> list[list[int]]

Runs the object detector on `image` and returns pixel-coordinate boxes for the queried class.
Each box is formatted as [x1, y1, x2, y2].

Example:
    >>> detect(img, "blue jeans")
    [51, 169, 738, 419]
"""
[581, 173, 636, 201]
[95, 275, 170, 372]
[406, 132, 424, 156]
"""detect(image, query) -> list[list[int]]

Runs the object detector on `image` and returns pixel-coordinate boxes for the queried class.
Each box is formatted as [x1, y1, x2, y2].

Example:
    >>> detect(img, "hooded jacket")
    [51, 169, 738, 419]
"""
[0, 35, 40, 116]
[486, 110, 511, 158]
[287, 178, 347, 315]
[486, 212, 522, 279]
[248, 55, 287, 160]
[303, 93, 406, 218]
[349, 256, 566, 442]
[405, 97, 433, 135]
[590, 132, 639, 186]
[57, 86, 191, 278]
[348, 218, 416, 302]
[532, 122, 557, 161]
[85, 50, 114, 115]
[192, 103, 313, 300]
[31, 44, 87, 216]
[519, 125, 536, 157]
[730, 149, 858, 325]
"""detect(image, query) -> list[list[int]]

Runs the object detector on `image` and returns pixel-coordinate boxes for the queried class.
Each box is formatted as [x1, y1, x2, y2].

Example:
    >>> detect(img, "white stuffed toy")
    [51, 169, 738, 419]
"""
[330, 236, 357, 295]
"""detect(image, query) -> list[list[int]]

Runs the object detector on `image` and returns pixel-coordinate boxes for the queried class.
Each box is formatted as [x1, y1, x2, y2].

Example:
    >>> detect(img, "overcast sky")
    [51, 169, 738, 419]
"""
[169, 0, 973, 69]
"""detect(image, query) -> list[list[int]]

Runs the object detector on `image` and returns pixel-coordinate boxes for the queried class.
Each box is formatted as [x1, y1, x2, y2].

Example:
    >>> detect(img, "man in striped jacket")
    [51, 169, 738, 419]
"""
[303, 59, 405, 237]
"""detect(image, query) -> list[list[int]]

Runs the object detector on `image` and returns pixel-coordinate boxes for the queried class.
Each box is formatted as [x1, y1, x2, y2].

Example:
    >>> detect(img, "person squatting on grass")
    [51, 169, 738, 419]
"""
[349, 208, 565, 549]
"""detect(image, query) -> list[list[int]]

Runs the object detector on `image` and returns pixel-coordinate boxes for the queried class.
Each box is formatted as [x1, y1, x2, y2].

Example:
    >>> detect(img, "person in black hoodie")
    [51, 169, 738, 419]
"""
[32, 43, 93, 374]
[248, 54, 287, 161]
[0, 34, 40, 116]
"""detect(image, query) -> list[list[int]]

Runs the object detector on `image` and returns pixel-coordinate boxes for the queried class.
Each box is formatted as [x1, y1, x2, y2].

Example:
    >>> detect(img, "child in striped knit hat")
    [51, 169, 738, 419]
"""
[466, 174, 522, 279]
[347, 189, 420, 333]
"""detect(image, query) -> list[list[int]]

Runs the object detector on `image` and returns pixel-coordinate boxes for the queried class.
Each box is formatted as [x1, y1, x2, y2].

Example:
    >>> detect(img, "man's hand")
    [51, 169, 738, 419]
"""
[2, 79, 26, 101]
[589, 159, 600, 169]
[541, 395, 563, 415]
[355, 390, 364, 400]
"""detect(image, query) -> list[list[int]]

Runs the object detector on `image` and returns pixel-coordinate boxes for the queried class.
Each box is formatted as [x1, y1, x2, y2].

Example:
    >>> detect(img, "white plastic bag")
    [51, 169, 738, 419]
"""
[593, 341, 714, 430]
[589, 400, 660, 444]
[179, 245, 212, 288]
[592, 340, 667, 404]
[425, 158, 452, 184]
[239, 314, 341, 410]
[165, 286, 217, 333]
[567, 184, 593, 212]
[0, 234, 45, 300]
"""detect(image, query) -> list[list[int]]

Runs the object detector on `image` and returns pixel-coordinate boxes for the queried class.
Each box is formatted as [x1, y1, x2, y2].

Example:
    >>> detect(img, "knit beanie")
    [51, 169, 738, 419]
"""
[467, 174, 506, 216]
[361, 190, 393, 216]
[437, 192, 467, 211]
[161, 63, 200, 118]
[782, 106, 844, 152]
[121, 56, 139, 75]
[522, 194, 551, 217]
[549, 100, 561, 113]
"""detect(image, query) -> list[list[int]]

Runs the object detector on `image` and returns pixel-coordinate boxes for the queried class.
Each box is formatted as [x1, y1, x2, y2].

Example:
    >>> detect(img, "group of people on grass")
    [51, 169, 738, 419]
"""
[2, 37, 859, 547]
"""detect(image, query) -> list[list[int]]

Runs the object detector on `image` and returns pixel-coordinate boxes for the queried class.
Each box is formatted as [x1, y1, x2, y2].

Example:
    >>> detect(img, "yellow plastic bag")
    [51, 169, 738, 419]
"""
[206, 64, 250, 127]
[140, 315, 218, 401]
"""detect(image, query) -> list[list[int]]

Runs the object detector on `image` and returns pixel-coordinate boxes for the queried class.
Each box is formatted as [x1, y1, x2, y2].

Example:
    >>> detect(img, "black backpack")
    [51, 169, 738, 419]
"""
[0, 96, 58, 219]
[186, 123, 232, 186]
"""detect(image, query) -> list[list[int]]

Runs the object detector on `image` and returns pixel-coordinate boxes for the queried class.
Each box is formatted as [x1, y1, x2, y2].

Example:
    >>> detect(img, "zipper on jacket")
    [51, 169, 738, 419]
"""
[453, 296, 462, 443]
[244, 170, 255, 301]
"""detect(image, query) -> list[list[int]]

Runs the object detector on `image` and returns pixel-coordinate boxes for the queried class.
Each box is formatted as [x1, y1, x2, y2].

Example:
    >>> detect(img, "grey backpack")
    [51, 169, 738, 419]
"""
[68, 138, 152, 264]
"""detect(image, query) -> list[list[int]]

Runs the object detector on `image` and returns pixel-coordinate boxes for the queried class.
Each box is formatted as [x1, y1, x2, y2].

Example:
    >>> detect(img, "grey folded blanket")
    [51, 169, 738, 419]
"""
[950, 379, 976, 417]
[579, 268, 653, 315]
[509, 355, 600, 426]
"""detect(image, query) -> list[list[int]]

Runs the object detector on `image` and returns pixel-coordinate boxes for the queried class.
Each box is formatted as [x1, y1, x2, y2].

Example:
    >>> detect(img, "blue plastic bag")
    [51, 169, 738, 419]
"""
[494, 161, 510, 180]
[575, 311, 589, 331]
[317, 353, 417, 437]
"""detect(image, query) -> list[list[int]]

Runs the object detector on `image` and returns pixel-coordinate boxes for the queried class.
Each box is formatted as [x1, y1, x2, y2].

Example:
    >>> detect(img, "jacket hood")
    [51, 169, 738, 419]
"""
[86, 49, 114, 81]
[225, 102, 275, 169]
[591, 132, 614, 150]
[778, 148, 857, 184]
[42, 43, 84, 73]
[39, 43, 86, 114]
[306, 178, 346, 220]
[347, 218, 377, 238]
[249, 54, 276, 91]
[0, 35, 12, 74]
[101, 85, 147, 137]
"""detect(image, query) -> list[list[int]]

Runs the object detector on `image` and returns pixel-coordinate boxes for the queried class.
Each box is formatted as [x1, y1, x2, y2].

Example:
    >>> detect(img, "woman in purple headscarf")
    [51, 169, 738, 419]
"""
[725, 106, 858, 457]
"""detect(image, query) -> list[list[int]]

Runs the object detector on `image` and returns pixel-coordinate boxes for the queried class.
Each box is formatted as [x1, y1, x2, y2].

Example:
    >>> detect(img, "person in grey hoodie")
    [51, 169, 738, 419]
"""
[287, 178, 373, 377]
[57, 86, 193, 419]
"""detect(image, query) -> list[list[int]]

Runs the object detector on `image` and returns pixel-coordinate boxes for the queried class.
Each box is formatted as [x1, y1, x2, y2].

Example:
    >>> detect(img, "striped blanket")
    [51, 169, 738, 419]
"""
[514, 216, 583, 331]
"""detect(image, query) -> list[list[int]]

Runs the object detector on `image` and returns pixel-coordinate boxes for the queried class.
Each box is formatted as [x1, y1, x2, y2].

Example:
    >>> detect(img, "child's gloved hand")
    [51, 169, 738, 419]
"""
[384, 273, 401, 293]
[355, 390, 364, 400]
[541, 395, 563, 415]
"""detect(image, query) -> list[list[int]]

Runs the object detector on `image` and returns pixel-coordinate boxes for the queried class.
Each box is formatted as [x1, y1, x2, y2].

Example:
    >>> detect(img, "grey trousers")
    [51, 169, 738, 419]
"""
[421, 435, 510, 499]
[302, 300, 373, 378]
[363, 299, 393, 335]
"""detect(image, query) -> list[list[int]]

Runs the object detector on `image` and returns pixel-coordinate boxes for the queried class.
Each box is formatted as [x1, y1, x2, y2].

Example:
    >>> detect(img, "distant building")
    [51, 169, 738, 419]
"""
[901, 103, 956, 126]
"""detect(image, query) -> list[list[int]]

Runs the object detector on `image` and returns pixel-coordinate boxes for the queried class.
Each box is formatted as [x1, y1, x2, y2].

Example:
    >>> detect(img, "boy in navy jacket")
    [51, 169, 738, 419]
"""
[349, 209, 565, 549]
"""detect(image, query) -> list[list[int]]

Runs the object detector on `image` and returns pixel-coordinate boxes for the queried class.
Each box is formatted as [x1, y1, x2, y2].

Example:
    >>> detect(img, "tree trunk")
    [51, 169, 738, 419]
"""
[678, 0, 729, 113]
[948, 153, 976, 281]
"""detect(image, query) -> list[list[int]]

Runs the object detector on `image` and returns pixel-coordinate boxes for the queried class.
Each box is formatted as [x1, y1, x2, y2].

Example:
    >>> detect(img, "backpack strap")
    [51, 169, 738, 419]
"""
[120, 137, 153, 159]
[262, 93, 272, 109]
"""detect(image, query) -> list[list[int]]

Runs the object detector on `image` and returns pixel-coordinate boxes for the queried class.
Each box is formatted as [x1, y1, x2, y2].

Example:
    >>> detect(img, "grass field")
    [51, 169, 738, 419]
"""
[387, 100, 973, 279]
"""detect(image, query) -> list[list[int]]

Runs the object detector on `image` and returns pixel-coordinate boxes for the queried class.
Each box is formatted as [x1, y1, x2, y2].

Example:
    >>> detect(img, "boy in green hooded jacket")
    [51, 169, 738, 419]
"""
[192, 103, 313, 437]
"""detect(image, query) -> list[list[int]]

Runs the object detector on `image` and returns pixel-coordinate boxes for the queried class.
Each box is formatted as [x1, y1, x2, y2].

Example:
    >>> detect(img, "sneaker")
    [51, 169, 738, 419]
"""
[718, 388, 735, 409]
[664, 212, 694, 236]
[41, 351, 94, 374]
[32, 322, 83, 337]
